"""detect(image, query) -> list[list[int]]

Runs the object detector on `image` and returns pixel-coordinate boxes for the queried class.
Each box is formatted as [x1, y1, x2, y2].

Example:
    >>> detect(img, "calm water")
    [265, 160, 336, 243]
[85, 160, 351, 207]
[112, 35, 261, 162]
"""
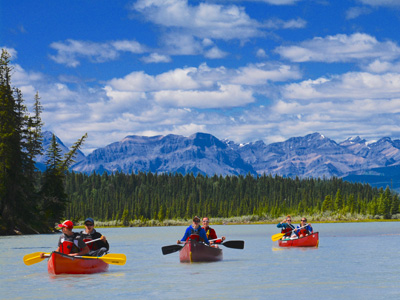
[1, 222, 400, 299]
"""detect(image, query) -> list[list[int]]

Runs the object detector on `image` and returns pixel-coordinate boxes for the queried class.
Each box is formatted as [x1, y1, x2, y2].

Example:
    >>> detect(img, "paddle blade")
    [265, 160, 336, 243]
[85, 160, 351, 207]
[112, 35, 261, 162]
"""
[82, 253, 127, 265]
[162, 244, 183, 255]
[221, 240, 244, 249]
[23, 252, 50, 266]
[271, 233, 284, 242]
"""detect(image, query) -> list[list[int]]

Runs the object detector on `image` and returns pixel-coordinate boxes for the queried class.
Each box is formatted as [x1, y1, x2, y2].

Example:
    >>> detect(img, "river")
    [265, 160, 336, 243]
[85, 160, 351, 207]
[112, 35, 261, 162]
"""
[1, 222, 400, 299]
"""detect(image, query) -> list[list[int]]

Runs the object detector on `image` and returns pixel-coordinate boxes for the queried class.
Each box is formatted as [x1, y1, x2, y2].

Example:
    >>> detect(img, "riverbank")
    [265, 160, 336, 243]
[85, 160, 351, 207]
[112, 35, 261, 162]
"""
[72, 212, 400, 228]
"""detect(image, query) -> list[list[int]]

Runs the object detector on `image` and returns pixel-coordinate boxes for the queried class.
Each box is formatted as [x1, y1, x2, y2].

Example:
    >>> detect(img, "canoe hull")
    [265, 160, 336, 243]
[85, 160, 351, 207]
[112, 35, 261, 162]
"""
[278, 232, 319, 247]
[179, 240, 223, 263]
[47, 252, 109, 275]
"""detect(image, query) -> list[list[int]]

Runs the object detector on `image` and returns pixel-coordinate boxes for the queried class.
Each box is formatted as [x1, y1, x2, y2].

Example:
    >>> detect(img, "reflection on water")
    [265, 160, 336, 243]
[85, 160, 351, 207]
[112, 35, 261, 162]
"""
[1, 223, 400, 299]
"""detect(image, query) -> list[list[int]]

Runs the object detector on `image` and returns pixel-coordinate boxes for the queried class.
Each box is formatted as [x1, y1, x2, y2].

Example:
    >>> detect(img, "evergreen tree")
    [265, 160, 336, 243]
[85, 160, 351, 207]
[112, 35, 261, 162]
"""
[0, 49, 42, 234]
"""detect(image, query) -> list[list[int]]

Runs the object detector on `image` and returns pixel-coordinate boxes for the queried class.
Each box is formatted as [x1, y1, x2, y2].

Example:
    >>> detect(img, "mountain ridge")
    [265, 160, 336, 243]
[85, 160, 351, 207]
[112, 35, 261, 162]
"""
[39, 131, 400, 190]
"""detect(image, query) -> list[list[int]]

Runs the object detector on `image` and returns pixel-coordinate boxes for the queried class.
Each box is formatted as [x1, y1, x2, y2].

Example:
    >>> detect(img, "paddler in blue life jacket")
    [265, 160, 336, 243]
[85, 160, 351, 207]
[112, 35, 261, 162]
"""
[295, 217, 313, 238]
[177, 216, 210, 245]
[80, 217, 109, 257]
[41, 220, 89, 258]
[277, 215, 296, 239]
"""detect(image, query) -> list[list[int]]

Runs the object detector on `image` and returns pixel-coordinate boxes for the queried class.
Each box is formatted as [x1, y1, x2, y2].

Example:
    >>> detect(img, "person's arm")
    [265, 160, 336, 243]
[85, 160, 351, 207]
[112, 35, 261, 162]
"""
[178, 227, 190, 244]
[69, 245, 90, 256]
[200, 228, 209, 245]
[277, 222, 286, 228]
[307, 224, 313, 233]
[95, 232, 110, 250]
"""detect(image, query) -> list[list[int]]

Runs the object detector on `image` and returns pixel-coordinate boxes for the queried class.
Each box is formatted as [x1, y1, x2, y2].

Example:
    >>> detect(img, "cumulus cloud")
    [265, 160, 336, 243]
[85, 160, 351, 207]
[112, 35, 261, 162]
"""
[153, 84, 254, 108]
[132, 0, 263, 41]
[275, 33, 400, 63]
[282, 71, 400, 100]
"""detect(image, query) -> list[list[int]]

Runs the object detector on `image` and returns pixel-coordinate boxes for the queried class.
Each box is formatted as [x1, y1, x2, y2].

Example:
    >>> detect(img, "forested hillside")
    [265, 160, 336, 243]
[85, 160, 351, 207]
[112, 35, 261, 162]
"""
[64, 171, 399, 224]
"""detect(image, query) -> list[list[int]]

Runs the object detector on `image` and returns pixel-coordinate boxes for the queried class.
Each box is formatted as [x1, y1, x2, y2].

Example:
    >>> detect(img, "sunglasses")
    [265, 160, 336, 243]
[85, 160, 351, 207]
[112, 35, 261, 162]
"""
[85, 223, 94, 226]
[301, 220, 307, 222]
[287, 219, 292, 221]
[194, 220, 200, 223]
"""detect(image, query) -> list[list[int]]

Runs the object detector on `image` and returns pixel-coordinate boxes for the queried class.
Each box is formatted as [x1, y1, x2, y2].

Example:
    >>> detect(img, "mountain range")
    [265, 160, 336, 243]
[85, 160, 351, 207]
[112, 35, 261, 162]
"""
[37, 131, 400, 190]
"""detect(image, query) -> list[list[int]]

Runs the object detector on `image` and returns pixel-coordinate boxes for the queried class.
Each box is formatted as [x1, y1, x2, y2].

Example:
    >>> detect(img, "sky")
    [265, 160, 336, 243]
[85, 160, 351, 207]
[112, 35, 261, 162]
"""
[2, 0, 400, 154]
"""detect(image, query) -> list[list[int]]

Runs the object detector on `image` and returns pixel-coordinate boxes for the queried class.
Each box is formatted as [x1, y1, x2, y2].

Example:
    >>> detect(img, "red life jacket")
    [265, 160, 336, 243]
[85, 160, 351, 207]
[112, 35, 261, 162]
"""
[298, 228, 308, 236]
[281, 224, 295, 236]
[187, 234, 200, 242]
[83, 238, 94, 250]
[59, 241, 74, 254]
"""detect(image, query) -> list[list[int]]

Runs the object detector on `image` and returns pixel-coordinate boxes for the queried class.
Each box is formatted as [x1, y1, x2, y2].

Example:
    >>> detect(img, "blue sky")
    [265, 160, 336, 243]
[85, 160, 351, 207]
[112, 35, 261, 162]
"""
[2, 0, 400, 154]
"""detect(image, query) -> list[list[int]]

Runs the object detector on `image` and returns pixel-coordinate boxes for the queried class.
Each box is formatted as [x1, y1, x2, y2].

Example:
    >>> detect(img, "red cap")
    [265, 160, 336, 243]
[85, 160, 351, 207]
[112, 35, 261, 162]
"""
[58, 220, 73, 229]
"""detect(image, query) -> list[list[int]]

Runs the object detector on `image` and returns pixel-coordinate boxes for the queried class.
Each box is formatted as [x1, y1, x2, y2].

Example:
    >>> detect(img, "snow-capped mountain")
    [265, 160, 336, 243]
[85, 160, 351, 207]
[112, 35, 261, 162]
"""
[39, 131, 400, 189]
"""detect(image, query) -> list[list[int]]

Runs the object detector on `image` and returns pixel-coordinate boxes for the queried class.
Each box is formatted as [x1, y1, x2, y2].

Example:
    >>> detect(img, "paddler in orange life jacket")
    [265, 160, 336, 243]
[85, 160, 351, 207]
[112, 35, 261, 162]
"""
[41, 220, 89, 258]
[277, 215, 296, 239]
[202, 217, 225, 245]
[177, 216, 210, 245]
[80, 217, 109, 257]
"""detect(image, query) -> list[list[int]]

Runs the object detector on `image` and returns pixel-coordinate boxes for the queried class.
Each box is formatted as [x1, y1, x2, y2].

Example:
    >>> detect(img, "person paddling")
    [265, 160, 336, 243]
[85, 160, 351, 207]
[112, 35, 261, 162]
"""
[177, 216, 210, 245]
[276, 215, 296, 240]
[41, 220, 89, 258]
[80, 217, 109, 257]
[202, 217, 225, 245]
[295, 218, 313, 238]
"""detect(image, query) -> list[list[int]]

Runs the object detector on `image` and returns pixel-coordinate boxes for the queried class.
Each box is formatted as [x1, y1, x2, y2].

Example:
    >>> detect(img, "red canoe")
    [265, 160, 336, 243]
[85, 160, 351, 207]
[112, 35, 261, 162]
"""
[278, 232, 319, 248]
[179, 239, 223, 263]
[47, 252, 109, 275]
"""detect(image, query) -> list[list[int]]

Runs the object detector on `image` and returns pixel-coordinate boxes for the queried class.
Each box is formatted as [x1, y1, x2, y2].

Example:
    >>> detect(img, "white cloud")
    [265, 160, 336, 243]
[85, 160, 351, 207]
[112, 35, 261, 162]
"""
[358, 0, 400, 6]
[282, 72, 400, 100]
[264, 18, 306, 29]
[141, 53, 172, 63]
[204, 47, 228, 59]
[256, 49, 267, 58]
[276, 33, 400, 63]
[112, 40, 147, 53]
[153, 84, 254, 108]
[345, 7, 372, 19]
[49, 39, 147, 67]
[132, 0, 263, 41]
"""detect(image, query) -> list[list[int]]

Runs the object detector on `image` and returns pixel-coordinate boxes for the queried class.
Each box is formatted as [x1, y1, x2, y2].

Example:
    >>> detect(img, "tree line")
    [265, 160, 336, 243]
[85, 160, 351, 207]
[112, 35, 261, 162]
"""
[64, 171, 399, 224]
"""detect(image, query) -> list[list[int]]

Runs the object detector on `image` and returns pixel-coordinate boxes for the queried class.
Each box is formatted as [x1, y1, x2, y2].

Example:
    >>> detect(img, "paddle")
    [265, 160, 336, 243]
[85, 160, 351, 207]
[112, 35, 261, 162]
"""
[23, 252, 50, 266]
[271, 224, 308, 242]
[23, 237, 105, 266]
[85, 237, 102, 244]
[219, 240, 244, 249]
[79, 253, 126, 265]
[161, 244, 184, 255]
[23, 252, 126, 266]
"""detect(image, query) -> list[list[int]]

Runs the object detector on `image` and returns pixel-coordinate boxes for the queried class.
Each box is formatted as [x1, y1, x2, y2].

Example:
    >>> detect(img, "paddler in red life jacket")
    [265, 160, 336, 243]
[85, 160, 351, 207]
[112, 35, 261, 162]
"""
[41, 220, 89, 258]
[80, 217, 109, 257]
[277, 215, 296, 239]
[202, 217, 225, 245]
[177, 216, 210, 245]
[295, 218, 313, 238]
